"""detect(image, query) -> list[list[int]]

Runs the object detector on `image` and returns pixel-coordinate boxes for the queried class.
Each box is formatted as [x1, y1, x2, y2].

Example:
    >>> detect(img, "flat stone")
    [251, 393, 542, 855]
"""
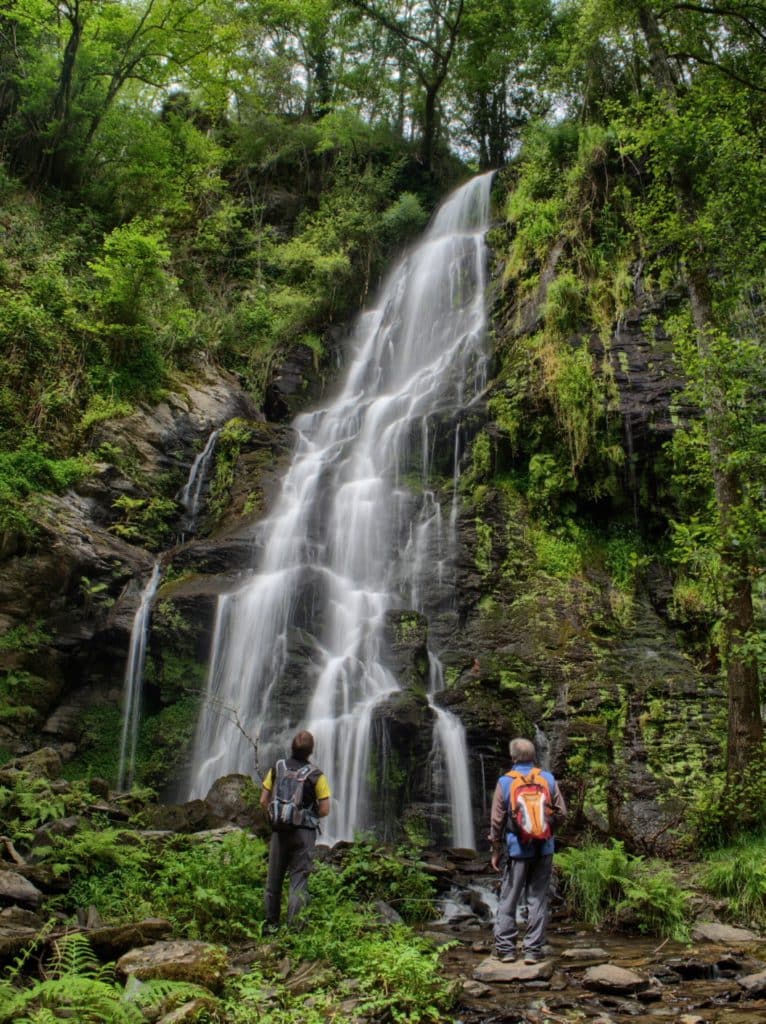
[582, 964, 649, 994]
[117, 940, 229, 991]
[473, 956, 554, 983]
[462, 979, 491, 997]
[678, 1016, 706, 1024]
[693, 922, 760, 944]
[738, 968, 766, 996]
[0, 870, 43, 908]
[560, 946, 608, 961]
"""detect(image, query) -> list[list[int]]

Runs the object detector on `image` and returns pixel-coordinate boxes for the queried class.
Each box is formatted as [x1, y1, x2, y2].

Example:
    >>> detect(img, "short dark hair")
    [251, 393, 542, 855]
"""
[291, 730, 314, 760]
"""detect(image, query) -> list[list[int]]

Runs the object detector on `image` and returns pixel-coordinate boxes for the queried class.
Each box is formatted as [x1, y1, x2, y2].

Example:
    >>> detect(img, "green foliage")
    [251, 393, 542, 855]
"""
[687, 759, 766, 851]
[558, 840, 690, 941]
[152, 831, 268, 941]
[0, 772, 68, 841]
[334, 840, 437, 923]
[700, 834, 766, 929]
[110, 494, 177, 549]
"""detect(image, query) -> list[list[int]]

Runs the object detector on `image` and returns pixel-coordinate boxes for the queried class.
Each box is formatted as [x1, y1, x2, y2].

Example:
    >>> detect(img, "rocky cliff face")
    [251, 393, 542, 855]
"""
[0, 255, 717, 857]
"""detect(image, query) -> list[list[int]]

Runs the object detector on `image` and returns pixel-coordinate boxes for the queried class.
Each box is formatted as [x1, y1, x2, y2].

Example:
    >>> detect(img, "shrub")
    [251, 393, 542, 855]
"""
[700, 834, 766, 929]
[558, 840, 691, 941]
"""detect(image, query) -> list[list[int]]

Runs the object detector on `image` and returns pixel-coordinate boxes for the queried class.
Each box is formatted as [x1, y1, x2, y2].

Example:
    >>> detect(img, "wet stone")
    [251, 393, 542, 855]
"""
[738, 967, 766, 996]
[473, 956, 554, 983]
[462, 979, 491, 997]
[0, 870, 42, 908]
[692, 922, 761, 944]
[582, 964, 649, 995]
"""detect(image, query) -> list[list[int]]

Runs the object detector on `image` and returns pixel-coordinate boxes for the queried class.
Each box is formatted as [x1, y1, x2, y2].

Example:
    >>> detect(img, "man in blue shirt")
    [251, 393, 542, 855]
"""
[488, 737, 567, 963]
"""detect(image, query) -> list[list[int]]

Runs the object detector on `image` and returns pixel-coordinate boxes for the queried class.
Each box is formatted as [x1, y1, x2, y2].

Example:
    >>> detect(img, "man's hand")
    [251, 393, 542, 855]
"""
[491, 849, 502, 873]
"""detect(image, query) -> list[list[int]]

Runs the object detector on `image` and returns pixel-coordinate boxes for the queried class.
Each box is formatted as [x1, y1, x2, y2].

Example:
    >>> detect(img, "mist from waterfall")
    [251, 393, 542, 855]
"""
[187, 172, 494, 844]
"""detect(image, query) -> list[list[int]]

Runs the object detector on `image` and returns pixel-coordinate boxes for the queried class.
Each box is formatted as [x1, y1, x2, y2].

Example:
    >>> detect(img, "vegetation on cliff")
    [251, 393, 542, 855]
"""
[0, 0, 764, 847]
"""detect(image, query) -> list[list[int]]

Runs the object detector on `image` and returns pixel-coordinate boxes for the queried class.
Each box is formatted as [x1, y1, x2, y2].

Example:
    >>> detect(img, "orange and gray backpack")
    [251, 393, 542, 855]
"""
[501, 767, 553, 845]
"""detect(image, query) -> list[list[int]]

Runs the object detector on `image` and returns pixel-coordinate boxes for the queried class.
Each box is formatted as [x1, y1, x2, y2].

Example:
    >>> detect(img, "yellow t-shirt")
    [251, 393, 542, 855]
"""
[262, 764, 331, 801]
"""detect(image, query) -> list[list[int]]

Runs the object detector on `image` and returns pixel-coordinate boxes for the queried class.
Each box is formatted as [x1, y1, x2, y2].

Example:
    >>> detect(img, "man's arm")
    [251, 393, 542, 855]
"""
[315, 773, 331, 818]
[317, 797, 330, 817]
[488, 781, 506, 872]
[551, 779, 567, 829]
[259, 769, 273, 811]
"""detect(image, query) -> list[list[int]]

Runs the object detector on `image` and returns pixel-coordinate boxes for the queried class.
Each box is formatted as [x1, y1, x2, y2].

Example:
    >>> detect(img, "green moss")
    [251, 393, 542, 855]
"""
[64, 704, 123, 784]
[475, 518, 493, 576]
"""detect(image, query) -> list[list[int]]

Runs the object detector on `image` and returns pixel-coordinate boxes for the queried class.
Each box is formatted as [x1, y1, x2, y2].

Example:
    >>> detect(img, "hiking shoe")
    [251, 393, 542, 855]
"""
[497, 950, 517, 963]
[524, 951, 545, 964]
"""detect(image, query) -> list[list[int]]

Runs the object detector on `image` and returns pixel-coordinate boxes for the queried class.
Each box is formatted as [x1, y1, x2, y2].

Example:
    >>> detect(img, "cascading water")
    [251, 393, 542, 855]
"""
[178, 428, 220, 537]
[117, 561, 162, 790]
[188, 172, 494, 844]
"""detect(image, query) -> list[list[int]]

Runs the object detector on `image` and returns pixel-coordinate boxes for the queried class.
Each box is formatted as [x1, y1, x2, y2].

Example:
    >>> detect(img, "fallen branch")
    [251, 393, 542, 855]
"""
[0, 835, 27, 865]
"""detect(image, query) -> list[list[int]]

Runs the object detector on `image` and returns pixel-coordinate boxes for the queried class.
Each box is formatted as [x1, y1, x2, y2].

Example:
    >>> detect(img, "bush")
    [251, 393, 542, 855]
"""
[558, 840, 691, 941]
[700, 834, 766, 929]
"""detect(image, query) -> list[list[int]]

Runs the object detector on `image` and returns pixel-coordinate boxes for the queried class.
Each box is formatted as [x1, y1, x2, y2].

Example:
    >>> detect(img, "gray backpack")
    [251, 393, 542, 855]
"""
[268, 759, 320, 830]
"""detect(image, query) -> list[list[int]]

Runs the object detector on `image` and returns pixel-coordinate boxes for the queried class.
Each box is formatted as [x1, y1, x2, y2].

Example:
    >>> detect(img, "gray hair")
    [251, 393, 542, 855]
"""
[509, 737, 536, 763]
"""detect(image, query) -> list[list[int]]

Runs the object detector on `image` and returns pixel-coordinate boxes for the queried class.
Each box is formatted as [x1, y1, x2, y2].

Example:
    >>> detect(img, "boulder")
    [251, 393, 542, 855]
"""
[4, 747, 63, 780]
[117, 940, 229, 991]
[0, 870, 43, 909]
[737, 968, 766, 997]
[204, 774, 269, 833]
[582, 964, 649, 994]
[473, 956, 554, 982]
[86, 918, 173, 958]
[692, 922, 761, 944]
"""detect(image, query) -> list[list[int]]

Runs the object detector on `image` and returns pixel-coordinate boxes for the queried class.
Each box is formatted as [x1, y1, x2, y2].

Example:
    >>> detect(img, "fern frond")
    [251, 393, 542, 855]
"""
[128, 977, 218, 1015]
[45, 934, 102, 981]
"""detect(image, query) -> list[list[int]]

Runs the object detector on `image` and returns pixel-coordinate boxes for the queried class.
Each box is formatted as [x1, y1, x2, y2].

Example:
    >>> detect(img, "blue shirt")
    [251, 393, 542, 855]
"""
[498, 761, 559, 859]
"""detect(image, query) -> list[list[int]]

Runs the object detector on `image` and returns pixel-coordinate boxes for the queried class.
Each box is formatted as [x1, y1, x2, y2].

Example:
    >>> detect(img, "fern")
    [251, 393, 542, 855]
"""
[128, 977, 220, 1016]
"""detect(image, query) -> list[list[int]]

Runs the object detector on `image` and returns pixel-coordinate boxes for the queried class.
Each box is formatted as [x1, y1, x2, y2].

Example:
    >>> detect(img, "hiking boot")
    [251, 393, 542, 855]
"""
[497, 950, 517, 963]
[524, 951, 545, 964]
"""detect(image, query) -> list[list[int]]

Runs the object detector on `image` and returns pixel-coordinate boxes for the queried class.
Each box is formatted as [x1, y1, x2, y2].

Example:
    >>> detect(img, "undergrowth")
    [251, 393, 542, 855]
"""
[557, 839, 691, 941]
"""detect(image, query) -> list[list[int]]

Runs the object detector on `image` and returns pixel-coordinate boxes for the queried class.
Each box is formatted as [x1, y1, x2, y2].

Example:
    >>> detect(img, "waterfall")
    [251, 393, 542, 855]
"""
[187, 172, 494, 844]
[117, 561, 162, 791]
[427, 655, 476, 849]
[178, 428, 220, 536]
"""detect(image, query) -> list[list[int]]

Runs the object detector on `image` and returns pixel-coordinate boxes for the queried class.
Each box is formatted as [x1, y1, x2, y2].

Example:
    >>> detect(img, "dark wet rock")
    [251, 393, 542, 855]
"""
[143, 800, 210, 833]
[88, 777, 110, 800]
[203, 774, 269, 834]
[0, 906, 44, 928]
[692, 922, 761, 943]
[31, 815, 85, 851]
[0, 870, 42, 908]
[117, 940, 229, 991]
[738, 968, 766, 996]
[0, 922, 38, 956]
[3, 747, 63, 780]
[86, 918, 173, 958]
[473, 956, 554, 982]
[582, 964, 649, 994]
[462, 979, 491, 997]
[374, 900, 404, 925]
[664, 955, 720, 980]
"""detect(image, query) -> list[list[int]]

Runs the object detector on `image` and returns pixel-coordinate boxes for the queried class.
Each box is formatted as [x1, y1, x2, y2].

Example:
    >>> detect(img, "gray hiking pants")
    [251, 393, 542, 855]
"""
[494, 853, 553, 957]
[264, 827, 317, 926]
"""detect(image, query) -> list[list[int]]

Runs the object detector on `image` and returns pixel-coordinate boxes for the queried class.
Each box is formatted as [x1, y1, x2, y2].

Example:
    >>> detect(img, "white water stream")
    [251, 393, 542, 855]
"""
[117, 561, 162, 791]
[178, 428, 220, 536]
[188, 173, 494, 844]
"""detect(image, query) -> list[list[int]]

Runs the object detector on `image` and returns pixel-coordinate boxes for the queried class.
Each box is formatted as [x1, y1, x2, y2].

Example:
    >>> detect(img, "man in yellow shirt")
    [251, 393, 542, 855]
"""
[259, 730, 331, 929]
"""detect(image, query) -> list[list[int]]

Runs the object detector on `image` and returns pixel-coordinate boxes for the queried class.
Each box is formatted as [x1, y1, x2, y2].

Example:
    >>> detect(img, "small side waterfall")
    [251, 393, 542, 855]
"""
[427, 655, 476, 848]
[188, 173, 494, 844]
[117, 561, 162, 790]
[178, 428, 220, 536]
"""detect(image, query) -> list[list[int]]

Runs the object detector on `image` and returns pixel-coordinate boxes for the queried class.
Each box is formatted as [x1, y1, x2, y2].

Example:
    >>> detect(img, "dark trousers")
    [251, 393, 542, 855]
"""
[494, 853, 553, 956]
[264, 827, 317, 926]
